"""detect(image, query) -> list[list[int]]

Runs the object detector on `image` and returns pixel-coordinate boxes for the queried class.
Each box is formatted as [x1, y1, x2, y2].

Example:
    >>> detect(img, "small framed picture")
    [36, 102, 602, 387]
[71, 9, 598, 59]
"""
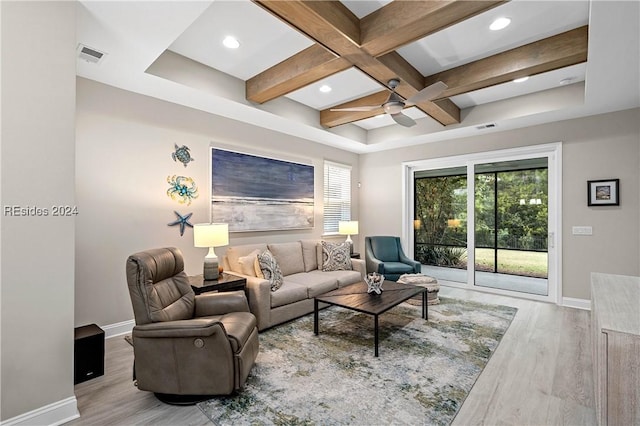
[588, 179, 619, 206]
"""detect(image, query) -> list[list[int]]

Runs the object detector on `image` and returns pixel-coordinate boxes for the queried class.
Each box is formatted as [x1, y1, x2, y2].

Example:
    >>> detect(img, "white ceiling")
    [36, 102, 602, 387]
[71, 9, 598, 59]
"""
[76, 0, 640, 154]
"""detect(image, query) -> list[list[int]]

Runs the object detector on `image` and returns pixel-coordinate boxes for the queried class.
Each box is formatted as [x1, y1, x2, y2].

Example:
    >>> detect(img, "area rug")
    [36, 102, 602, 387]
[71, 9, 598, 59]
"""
[197, 297, 517, 425]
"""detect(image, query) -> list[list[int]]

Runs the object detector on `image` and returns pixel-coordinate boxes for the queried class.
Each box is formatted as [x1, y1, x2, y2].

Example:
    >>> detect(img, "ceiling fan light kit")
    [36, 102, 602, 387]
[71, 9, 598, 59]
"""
[330, 78, 448, 128]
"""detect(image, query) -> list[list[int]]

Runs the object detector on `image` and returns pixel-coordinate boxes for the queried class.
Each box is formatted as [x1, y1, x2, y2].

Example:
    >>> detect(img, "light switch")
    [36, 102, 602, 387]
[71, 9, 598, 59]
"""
[572, 226, 593, 235]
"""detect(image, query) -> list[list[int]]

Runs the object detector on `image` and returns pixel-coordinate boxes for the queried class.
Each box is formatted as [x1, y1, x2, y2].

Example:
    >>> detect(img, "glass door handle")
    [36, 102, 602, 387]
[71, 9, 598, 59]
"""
[548, 232, 555, 248]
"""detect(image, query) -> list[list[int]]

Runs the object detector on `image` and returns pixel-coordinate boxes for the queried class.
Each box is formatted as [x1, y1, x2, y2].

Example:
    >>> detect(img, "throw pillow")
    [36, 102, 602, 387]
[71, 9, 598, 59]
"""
[257, 250, 284, 291]
[237, 249, 261, 277]
[321, 241, 352, 272]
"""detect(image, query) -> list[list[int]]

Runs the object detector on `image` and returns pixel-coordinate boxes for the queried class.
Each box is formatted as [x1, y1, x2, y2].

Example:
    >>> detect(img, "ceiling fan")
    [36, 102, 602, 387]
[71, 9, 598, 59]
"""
[330, 79, 448, 127]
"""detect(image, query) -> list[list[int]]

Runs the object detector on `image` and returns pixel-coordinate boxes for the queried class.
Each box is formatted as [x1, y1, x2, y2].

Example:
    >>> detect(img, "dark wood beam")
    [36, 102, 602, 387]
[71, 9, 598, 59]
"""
[255, 0, 460, 125]
[425, 26, 589, 99]
[360, 1, 506, 57]
[255, 1, 360, 55]
[323, 26, 587, 128]
[246, 44, 351, 104]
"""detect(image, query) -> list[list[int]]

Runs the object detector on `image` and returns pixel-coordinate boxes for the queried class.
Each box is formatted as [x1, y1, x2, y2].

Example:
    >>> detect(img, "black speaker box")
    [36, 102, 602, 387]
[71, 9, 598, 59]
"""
[74, 324, 105, 384]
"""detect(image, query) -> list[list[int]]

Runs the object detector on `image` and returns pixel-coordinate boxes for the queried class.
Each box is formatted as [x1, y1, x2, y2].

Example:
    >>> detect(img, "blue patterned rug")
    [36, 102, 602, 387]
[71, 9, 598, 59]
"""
[198, 297, 517, 425]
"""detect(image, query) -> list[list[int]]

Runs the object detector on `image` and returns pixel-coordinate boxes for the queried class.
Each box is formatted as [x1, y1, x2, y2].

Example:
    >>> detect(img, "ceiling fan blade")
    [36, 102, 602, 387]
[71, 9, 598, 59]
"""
[391, 112, 416, 127]
[404, 81, 448, 106]
[330, 105, 381, 112]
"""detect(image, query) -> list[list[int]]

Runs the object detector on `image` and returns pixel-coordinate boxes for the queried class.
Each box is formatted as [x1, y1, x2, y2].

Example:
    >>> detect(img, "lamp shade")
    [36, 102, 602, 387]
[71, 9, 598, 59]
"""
[338, 220, 358, 235]
[193, 223, 229, 248]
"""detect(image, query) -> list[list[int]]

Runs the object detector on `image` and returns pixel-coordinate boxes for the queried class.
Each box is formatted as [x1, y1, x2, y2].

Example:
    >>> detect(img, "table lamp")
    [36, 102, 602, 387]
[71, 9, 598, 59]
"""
[193, 223, 229, 280]
[338, 220, 358, 254]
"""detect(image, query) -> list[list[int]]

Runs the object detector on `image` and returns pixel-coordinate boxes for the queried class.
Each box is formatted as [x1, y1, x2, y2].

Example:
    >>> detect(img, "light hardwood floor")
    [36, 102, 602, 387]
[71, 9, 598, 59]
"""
[69, 286, 596, 425]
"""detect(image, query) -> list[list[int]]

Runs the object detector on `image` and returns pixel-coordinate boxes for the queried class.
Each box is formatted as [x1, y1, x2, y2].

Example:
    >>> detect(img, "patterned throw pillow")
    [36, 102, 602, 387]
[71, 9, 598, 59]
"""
[321, 241, 352, 271]
[257, 250, 284, 291]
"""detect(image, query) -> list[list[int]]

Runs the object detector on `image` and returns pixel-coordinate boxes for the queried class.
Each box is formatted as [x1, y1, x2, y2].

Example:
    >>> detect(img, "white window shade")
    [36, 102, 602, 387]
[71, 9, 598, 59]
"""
[324, 161, 351, 234]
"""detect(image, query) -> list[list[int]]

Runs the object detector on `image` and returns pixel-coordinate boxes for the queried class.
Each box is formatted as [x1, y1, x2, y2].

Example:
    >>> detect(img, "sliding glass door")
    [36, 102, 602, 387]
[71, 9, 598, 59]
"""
[405, 144, 560, 303]
[414, 167, 468, 284]
[474, 160, 548, 296]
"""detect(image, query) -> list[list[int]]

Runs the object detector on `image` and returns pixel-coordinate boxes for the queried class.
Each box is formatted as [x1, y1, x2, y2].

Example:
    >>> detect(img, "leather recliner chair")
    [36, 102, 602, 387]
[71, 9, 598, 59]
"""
[365, 236, 422, 281]
[126, 247, 259, 403]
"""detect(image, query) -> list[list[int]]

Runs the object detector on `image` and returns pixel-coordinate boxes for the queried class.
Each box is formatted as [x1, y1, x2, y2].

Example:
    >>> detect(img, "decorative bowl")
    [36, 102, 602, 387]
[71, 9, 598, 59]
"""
[365, 272, 385, 294]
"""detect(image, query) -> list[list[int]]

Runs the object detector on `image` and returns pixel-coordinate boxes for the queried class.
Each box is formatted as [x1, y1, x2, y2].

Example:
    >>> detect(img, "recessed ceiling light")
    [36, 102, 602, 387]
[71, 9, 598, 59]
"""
[559, 77, 576, 85]
[513, 76, 529, 83]
[222, 36, 240, 49]
[490, 17, 511, 31]
[319, 85, 332, 93]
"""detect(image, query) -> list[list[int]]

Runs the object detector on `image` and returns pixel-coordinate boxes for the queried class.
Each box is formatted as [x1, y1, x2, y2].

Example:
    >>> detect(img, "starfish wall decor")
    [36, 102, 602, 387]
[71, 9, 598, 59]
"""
[168, 210, 193, 236]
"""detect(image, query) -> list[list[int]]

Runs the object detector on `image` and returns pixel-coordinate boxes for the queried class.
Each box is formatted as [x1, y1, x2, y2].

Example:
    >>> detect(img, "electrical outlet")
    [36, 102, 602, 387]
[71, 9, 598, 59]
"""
[572, 226, 593, 235]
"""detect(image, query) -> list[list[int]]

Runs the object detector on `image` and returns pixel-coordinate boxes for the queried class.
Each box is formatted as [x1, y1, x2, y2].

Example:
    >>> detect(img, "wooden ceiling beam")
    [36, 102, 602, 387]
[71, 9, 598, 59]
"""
[360, 0, 506, 57]
[246, 44, 351, 104]
[322, 26, 588, 128]
[425, 26, 589, 99]
[248, 1, 503, 109]
[255, 0, 460, 126]
[255, 1, 361, 55]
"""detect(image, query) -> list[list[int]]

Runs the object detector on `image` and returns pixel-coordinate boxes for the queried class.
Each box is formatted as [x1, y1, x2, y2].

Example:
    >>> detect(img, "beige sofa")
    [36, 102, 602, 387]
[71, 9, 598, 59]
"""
[222, 240, 365, 331]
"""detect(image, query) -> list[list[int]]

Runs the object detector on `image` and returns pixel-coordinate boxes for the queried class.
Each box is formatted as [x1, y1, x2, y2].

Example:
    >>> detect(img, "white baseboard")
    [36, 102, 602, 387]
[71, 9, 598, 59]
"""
[0, 396, 79, 426]
[102, 319, 135, 339]
[2, 320, 133, 426]
[562, 297, 591, 310]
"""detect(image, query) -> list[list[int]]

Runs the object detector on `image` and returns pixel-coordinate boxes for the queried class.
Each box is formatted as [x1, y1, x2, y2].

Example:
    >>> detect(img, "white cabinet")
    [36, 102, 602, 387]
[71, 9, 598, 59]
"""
[591, 273, 640, 426]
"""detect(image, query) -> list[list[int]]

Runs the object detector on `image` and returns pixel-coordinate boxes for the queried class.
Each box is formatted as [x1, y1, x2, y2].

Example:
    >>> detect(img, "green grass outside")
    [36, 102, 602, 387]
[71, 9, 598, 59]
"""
[474, 248, 547, 278]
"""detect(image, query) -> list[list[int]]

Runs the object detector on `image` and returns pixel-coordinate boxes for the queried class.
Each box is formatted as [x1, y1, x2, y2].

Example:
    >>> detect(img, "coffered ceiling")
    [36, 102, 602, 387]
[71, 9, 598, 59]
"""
[76, 1, 639, 153]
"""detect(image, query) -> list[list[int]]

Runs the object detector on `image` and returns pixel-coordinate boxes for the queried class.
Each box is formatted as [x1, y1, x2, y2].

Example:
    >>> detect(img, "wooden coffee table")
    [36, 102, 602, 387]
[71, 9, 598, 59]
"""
[314, 281, 427, 357]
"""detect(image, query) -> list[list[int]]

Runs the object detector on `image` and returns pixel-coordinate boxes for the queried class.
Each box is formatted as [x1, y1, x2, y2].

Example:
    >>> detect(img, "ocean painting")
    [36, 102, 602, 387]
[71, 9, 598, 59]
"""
[211, 148, 314, 232]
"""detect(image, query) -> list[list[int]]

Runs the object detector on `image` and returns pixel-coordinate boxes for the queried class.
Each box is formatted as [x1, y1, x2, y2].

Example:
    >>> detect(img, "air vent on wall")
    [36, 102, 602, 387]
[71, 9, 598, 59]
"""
[476, 123, 497, 130]
[77, 44, 107, 65]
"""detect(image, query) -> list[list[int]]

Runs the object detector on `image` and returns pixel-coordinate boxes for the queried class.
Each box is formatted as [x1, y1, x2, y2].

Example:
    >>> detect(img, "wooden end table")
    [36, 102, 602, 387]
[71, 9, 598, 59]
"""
[188, 273, 247, 297]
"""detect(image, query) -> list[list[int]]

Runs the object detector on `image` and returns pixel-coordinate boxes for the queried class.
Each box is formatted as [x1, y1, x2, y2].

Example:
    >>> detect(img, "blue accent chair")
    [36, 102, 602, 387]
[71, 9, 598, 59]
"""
[365, 236, 421, 281]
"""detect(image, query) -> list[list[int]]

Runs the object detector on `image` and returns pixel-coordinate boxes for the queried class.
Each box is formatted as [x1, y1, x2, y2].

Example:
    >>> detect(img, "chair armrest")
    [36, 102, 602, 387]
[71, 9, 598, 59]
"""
[244, 276, 272, 331]
[366, 256, 384, 275]
[398, 251, 421, 272]
[351, 258, 366, 280]
[195, 290, 249, 317]
[132, 318, 224, 339]
[212, 271, 271, 330]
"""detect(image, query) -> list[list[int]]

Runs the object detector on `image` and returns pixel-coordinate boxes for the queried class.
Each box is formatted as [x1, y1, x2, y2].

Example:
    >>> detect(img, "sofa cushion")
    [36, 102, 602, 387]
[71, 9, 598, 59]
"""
[257, 250, 284, 291]
[226, 244, 268, 274]
[300, 239, 321, 272]
[270, 281, 308, 308]
[268, 242, 304, 276]
[238, 249, 261, 277]
[382, 261, 416, 274]
[321, 241, 352, 271]
[285, 272, 338, 297]
[309, 269, 362, 288]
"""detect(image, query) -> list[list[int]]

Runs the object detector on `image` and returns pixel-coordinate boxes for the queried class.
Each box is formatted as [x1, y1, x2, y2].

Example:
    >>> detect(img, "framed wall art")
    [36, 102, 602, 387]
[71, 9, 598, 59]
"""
[587, 179, 619, 206]
[211, 148, 314, 232]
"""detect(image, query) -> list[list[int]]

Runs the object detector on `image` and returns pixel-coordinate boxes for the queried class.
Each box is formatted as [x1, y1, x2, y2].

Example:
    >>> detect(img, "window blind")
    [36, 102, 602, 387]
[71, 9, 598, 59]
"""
[323, 161, 352, 234]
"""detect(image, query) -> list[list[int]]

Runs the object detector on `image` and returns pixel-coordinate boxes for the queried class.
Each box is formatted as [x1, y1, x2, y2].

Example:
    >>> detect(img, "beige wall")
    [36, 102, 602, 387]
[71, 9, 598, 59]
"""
[1, 1, 77, 421]
[0, 5, 636, 422]
[359, 108, 640, 300]
[75, 78, 360, 328]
